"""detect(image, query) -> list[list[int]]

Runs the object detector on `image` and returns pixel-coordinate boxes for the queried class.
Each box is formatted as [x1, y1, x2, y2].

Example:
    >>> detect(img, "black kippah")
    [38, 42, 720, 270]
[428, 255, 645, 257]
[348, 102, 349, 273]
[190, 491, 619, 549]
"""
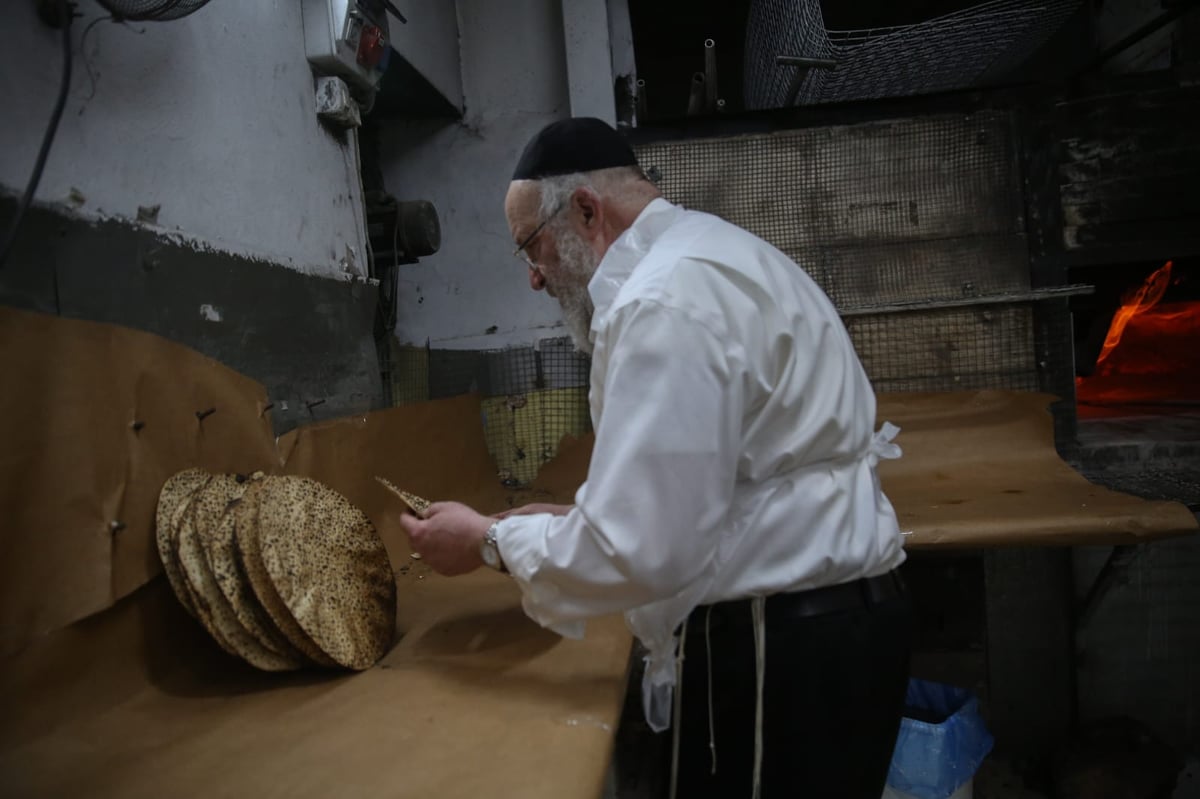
[511, 117, 639, 181]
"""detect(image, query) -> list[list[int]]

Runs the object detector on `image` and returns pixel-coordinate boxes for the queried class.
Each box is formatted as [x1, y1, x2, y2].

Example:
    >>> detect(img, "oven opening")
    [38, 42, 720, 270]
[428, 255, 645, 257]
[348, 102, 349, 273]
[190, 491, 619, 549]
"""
[1071, 257, 1200, 419]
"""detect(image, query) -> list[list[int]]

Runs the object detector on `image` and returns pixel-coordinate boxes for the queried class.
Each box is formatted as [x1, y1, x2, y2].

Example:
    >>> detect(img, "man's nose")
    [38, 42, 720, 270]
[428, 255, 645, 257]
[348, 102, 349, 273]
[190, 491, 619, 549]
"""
[528, 265, 546, 292]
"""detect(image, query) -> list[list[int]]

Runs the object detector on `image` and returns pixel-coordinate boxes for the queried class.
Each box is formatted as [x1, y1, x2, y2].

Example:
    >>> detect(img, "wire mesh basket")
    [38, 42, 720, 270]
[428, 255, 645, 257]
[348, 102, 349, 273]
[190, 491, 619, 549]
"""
[95, 0, 212, 21]
[744, 0, 1082, 109]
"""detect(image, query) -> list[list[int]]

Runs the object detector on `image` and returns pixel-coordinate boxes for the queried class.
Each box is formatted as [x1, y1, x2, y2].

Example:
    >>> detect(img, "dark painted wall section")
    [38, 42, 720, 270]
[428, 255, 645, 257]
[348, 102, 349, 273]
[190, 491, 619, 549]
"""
[1, 199, 383, 434]
[1054, 80, 1200, 266]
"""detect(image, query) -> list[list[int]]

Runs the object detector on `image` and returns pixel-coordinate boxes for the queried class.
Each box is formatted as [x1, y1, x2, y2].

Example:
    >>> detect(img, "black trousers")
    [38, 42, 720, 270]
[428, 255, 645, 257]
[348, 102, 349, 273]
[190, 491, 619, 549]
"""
[670, 572, 912, 798]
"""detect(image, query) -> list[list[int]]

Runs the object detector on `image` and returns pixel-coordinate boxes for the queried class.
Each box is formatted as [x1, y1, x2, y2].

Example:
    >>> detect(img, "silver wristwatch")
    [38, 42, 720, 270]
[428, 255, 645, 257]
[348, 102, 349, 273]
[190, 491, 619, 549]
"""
[480, 521, 508, 573]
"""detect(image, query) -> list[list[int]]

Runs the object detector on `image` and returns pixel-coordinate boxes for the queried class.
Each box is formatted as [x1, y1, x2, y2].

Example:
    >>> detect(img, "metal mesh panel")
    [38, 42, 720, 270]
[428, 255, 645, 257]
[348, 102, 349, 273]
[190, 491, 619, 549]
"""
[635, 109, 1038, 393]
[744, 0, 1081, 109]
[387, 337, 593, 486]
[847, 306, 1038, 393]
[636, 112, 1027, 301]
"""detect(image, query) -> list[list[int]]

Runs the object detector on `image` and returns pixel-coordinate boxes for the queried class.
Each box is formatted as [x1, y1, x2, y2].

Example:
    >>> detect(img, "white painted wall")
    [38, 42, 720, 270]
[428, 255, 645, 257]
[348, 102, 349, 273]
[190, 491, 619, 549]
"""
[0, 1, 368, 278]
[563, 0, 615, 124]
[387, 0, 463, 111]
[382, 0, 618, 349]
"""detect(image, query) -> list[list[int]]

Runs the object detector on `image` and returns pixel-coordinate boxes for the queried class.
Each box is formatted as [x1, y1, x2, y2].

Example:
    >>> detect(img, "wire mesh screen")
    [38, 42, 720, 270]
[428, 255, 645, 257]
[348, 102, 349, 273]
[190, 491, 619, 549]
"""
[848, 306, 1037, 393]
[744, 0, 1081, 109]
[387, 337, 592, 486]
[635, 109, 1039, 392]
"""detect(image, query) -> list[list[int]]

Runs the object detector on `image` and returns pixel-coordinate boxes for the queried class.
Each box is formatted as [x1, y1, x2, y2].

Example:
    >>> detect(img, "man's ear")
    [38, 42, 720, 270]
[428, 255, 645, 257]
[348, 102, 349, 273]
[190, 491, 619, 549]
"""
[570, 186, 603, 236]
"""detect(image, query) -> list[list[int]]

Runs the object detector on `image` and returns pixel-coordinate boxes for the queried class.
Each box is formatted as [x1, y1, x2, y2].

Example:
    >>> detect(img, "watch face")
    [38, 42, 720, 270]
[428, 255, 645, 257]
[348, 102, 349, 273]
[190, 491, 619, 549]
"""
[481, 541, 501, 569]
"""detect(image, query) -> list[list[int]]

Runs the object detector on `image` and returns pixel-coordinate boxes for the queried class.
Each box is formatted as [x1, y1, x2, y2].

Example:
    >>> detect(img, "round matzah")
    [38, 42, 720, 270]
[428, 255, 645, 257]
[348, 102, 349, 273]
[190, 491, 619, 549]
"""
[155, 468, 212, 617]
[257, 476, 396, 670]
[179, 474, 302, 671]
[203, 477, 308, 668]
[175, 495, 241, 659]
[233, 480, 340, 668]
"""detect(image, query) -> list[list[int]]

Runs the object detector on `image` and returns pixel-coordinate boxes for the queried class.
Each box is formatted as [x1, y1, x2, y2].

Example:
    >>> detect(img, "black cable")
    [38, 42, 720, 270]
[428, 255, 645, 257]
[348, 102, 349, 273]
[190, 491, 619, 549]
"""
[79, 17, 146, 116]
[79, 14, 114, 110]
[0, 0, 74, 269]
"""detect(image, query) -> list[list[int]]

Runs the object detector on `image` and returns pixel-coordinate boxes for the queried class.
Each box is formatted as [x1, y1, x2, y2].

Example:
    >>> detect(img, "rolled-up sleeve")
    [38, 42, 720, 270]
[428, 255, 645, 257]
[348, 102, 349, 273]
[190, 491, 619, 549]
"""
[498, 301, 745, 632]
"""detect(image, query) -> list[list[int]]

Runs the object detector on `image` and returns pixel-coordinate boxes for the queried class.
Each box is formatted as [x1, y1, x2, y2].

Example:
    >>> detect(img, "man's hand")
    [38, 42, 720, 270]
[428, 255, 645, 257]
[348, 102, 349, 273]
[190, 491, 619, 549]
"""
[494, 502, 573, 519]
[397, 501, 493, 576]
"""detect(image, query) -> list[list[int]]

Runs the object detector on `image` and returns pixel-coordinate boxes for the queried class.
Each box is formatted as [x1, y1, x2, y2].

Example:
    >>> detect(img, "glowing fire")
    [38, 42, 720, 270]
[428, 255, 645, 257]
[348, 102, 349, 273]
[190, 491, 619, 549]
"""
[1093, 261, 1173, 375]
[1076, 260, 1200, 412]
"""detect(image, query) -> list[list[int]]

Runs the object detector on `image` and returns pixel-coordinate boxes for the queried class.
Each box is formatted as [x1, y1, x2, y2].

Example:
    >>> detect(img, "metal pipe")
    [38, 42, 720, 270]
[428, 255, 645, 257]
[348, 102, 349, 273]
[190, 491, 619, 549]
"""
[775, 54, 838, 108]
[704, 39, 718, 113]
[775, 55, 839, 69]
[837, 284, 1095, 317]
[636, 78, 647, 122]
[686, 72, 705, 116]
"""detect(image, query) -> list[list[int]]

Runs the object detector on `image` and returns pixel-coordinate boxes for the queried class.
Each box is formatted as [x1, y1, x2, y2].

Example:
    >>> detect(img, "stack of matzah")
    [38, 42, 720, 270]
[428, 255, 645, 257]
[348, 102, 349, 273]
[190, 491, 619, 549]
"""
[155, 469, 397, 671]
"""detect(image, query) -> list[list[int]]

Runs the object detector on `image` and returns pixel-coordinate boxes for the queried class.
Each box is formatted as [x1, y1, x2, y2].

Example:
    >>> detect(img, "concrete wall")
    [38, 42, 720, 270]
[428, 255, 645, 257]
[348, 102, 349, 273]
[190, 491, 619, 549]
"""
[0, 2, 384, 431]
[380, 0, 604, 349]
[0, 1, 367, 278]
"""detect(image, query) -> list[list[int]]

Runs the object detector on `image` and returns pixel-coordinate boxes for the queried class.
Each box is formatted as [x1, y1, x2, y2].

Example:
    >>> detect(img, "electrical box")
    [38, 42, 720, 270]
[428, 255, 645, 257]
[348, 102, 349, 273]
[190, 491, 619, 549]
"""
[301, 0, 392, 95]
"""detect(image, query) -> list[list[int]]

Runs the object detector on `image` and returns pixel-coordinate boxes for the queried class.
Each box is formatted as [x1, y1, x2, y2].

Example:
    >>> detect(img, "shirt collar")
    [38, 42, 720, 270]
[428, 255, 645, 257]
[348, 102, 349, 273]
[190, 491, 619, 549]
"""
[587, 198, 679, 321]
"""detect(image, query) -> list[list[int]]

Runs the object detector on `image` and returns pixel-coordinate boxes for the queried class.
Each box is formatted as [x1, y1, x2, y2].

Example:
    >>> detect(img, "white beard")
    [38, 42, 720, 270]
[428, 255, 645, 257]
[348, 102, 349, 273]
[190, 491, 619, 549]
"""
[549, 227, 599, 355]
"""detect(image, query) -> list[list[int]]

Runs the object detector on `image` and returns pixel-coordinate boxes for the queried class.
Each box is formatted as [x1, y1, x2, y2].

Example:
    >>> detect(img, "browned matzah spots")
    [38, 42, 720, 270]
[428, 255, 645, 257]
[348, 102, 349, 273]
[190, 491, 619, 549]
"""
[156, 469, 394, 672]
[178, 474, 302, 671]
[258, 476, 396, 670]
[155, 468, 212, 618]
[234, 478, 340, 668]
[202, 475, 308, 669]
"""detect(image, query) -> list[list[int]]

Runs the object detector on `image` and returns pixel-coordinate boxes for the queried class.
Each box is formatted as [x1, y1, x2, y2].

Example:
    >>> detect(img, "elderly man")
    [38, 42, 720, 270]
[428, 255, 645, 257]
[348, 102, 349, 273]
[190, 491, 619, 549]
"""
[398, 117, 911, 797]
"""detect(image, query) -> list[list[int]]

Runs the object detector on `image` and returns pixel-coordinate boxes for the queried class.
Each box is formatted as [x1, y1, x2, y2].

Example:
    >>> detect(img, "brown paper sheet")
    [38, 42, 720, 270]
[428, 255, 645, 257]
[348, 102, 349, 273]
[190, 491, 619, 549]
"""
[875, 390, 1197, 547]
[0, 577, 629, 799]
[0, 307, 278, 656]
[1, 310, 630, 798]
[523, 392, 1198, 548]
[0, 305, 582, 655]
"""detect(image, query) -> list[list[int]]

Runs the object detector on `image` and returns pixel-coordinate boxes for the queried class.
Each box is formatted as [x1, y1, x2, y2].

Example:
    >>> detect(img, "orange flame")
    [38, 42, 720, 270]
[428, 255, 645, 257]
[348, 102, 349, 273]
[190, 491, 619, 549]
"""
[1075, 259, 1200, 414]
[1094, 260, 1172, 373]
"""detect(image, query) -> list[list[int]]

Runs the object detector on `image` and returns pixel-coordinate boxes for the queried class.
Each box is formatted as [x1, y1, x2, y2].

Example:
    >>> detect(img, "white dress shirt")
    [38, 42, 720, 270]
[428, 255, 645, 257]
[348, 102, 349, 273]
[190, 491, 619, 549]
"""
[497, 198, 905, 730]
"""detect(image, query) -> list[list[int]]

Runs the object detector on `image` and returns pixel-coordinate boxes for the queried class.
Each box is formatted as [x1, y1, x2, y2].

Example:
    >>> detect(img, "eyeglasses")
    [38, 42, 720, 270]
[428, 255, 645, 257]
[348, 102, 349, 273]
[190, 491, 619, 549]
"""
[512, 203, 565, 267]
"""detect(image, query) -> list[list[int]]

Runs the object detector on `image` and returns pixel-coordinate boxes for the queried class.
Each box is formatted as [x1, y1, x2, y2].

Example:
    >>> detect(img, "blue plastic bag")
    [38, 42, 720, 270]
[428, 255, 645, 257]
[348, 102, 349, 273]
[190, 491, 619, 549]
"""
[885, 679, 995, 799]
